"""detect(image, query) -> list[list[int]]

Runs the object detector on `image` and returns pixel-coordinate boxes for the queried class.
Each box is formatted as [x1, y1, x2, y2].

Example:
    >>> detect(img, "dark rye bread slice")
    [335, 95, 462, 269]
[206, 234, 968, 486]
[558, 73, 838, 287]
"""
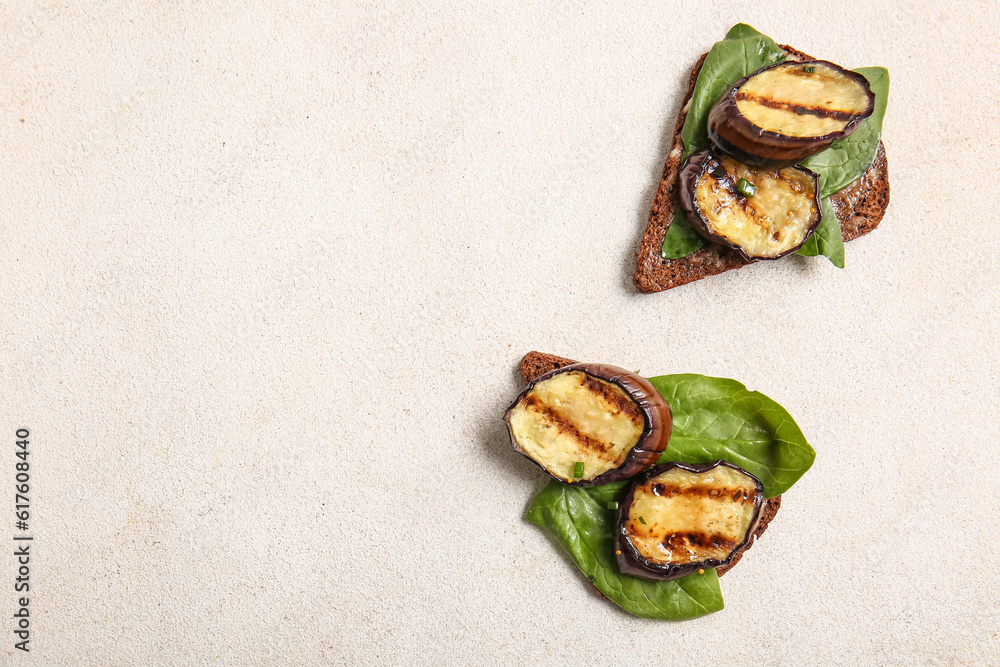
[634, 45, 890, 293]
[519, 350, 780, 577]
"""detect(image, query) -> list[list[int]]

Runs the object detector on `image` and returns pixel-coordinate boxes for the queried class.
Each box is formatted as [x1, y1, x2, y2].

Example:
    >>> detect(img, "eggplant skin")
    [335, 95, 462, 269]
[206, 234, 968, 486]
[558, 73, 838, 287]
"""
[708, 60, 875, 167]
[504, 363, 672, 486]
[679, 148, 821, 262]
[616, 461, 765, 581]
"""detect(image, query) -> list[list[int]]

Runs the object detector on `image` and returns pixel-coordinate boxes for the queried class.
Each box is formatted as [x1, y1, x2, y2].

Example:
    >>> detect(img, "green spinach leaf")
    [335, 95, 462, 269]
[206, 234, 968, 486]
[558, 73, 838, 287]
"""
[660, 209, 704, 258]
[648, 374, 815, 497]
[794, 191, 844, 267]
[802, 67, 890, 197]
[724, 24, 767, 40]
[526, 481, 724, 621]
[525, 371, 814, 619]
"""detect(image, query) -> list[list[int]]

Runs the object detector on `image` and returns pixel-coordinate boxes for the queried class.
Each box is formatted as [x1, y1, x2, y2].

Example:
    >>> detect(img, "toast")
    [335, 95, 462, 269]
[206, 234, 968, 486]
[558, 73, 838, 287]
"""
[518, 350, 780, 576]
[633, 46, 890, 293]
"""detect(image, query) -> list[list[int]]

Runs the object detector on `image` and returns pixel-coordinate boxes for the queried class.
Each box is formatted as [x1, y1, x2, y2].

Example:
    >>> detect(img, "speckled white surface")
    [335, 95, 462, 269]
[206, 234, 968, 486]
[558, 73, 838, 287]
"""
[2, 1, 1000, 664]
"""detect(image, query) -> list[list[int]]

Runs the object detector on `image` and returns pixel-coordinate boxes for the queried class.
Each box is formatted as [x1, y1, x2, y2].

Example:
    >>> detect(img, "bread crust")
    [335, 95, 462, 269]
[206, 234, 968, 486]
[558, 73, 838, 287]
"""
[518, 351, 780, 577]
[633, 46, 890, 293]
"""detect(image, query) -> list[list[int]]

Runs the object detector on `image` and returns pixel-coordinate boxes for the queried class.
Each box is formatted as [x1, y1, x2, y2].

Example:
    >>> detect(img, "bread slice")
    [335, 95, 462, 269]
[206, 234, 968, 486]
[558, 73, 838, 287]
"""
[633, 46, 890, 293]
[518, 350, 780, 577]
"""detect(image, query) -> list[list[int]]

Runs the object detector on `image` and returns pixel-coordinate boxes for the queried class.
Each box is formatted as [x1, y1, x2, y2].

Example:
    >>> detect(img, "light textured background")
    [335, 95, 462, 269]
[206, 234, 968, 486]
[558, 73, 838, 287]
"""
[2, 1, 999, 664]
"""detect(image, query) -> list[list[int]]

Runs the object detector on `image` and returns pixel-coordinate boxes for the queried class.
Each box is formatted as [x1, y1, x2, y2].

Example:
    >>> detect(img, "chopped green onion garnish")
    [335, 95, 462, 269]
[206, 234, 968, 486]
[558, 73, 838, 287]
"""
[638, 516, 647, 525]
[737, 178, 757, 198]
[573, 462, 584, 479]
[804, 65, 816, 73]
[607, 501, 619, 511]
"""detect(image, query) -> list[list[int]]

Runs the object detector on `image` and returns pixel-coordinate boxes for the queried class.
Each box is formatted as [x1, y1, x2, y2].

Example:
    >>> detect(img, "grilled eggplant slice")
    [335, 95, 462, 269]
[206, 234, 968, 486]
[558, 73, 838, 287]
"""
[616, 461, 764, 581]
[504, 363, 672, 486]
[708, 60, 875, 166]
[679, 148, 821, 261]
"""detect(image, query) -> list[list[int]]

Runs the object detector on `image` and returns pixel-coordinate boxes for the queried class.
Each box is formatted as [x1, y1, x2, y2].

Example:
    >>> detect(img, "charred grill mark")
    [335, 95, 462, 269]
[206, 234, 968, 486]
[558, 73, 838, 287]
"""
[662, 532, 737, 552]
[643, 482, 757, 502]
[735, 91, 856, 122]
[578, 374, 643, 425]
[627, 528, 738, 554]
[520, 395, 618, 463]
